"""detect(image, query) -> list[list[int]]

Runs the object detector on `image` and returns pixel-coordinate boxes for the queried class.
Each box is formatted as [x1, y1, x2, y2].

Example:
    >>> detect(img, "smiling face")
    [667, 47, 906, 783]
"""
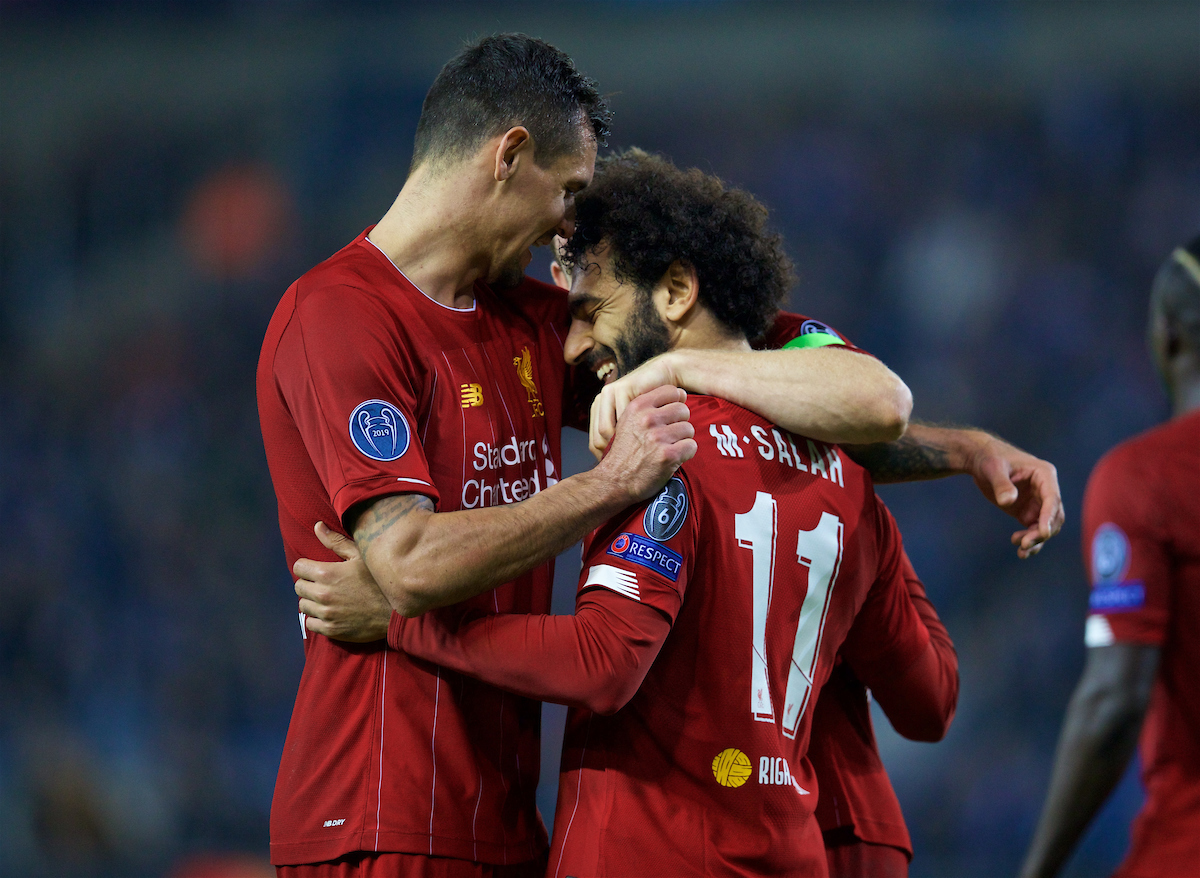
[489, 129, 597, 290]
[564, 243, 672, 383]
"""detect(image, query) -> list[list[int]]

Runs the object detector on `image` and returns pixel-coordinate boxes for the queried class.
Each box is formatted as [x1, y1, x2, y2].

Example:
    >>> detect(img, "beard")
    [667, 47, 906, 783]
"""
[491, 257, 526, 292]
[613, 287, 671, 376]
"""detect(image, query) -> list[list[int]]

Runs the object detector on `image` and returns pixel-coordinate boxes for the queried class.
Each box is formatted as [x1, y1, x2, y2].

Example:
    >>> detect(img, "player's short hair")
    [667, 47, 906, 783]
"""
[411, 33, 611, 172]
[1151, 233, 1200, 350]
[562, 148, 793, 341]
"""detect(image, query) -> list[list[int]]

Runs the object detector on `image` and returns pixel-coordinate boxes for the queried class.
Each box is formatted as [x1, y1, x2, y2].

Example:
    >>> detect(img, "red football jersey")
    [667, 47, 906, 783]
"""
[1081, 409, 1200, 878]
[761, 314, 959, 864]
[546, 396, 930, 877]
[257, 229, 574, 866]
[808, 553, 957, 861]
[760, 312, 866, 355]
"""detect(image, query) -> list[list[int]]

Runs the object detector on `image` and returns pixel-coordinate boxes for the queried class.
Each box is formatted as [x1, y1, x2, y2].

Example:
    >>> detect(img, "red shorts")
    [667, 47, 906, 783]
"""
[825, 839, 909, 878]
[277, 852, 547, 878]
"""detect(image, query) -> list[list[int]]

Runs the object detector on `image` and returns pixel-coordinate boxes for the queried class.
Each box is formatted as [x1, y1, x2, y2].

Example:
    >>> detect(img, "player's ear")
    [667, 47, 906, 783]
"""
[550, 261, 570, 291]
[660, 259, 699, 323]
[1166, 323, 1184, 360]
[494, 127, 532, 182]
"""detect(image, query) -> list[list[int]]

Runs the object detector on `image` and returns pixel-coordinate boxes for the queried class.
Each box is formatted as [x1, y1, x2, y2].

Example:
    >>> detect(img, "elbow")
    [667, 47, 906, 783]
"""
[873, 377, 912, 443]
[384, 573, 441, 619]
[573, 652, 648, 714]
[891, 700, 955, 742]
[905, 707, 955, 743]
[392, 600, 431, 620]
[848, 374, 911, 445]
[580, 671, 641, 716]
[887, 677, 959, 742]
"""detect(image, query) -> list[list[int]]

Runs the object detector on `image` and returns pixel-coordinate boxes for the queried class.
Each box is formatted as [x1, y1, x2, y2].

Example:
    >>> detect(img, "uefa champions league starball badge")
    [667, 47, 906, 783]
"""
[349, 400, 411, 462]
[1091, 522, 1130, 583]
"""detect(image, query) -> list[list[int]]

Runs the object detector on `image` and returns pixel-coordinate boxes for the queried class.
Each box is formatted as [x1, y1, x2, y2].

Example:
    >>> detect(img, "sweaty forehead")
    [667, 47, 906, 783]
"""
[553, 126, 598, 182]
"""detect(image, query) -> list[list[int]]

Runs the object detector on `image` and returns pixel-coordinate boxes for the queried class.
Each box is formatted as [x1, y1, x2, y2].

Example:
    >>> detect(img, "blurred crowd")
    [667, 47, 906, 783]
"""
[1, 7, 1197, 878]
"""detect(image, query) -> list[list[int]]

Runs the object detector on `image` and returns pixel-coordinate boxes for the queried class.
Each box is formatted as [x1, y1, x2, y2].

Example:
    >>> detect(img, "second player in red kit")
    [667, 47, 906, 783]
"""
[382, 151, 951, 876]
[259, 229, 574, 865]
[1020, 239, 1200, 878]
[391, 394, 944, 876]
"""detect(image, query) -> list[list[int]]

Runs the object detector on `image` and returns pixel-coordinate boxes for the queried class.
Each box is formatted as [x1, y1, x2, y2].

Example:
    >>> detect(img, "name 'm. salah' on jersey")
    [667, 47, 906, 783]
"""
[761, 314, 958, 864]
[551, 397, 932, 877]
[256, 228, 573, 866]
[1081, 409, 1200, 878]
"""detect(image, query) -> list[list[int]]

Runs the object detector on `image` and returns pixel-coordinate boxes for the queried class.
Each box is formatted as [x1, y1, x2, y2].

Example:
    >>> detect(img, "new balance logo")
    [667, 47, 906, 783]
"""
[710, 424, 744, 457]
[460, 383, 484, 408]
[323, 818, 346, 827]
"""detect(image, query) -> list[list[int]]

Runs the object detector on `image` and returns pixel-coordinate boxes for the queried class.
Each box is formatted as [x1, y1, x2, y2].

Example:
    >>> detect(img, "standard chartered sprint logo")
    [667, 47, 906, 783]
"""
[461, 434, 558, 508]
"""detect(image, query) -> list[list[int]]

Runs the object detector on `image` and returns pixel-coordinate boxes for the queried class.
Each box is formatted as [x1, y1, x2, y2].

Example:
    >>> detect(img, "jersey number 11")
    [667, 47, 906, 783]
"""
[736, 491, 843, 739]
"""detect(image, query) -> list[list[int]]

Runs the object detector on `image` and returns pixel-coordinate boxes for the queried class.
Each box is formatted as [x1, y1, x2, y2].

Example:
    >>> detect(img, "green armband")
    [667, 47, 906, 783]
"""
[781, 332, 844, 350]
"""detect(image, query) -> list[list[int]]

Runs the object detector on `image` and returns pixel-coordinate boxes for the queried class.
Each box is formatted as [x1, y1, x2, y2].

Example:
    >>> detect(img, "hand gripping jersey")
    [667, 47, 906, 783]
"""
[257, 229, 576, 866]
[392, 396, 934, 877]
[1081, 409, 1200, 878]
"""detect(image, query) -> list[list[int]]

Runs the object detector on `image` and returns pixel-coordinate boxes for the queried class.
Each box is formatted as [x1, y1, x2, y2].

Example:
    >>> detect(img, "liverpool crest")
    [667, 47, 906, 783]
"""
[513, 347, 544, 417]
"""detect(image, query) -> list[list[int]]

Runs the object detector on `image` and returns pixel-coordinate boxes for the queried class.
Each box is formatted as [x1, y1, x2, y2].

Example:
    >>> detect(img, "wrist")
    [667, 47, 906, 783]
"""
[958, 429, 1002, 477]
[660, 349, 697, 394]
[572, 463, 639, 519]
[908, 423, 990, 474]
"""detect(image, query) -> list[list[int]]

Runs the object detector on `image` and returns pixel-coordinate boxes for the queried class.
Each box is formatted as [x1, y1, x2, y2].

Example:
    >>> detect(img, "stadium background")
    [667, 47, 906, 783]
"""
[1, 2, 1196, 876]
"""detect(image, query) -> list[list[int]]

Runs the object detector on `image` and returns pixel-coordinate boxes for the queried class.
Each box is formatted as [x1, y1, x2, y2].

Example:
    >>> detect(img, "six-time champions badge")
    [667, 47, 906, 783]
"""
[644, 476, 689, 542]
[349, 400, 411, 462]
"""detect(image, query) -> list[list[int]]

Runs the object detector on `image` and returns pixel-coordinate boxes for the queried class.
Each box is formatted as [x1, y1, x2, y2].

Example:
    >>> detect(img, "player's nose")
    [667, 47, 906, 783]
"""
[564, 319, 592, 366]
[555, 202, 576, 240]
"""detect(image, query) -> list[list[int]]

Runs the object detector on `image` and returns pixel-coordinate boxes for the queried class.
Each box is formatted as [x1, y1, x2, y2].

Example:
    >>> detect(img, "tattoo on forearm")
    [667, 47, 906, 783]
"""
[845, 434, 952, 483]
[354, 494, 434, 552]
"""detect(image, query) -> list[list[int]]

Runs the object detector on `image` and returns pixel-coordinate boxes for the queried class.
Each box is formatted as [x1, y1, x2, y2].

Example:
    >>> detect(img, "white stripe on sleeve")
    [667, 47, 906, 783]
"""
[584, 564, 640, 601]
[1085, 614, 1115, 647]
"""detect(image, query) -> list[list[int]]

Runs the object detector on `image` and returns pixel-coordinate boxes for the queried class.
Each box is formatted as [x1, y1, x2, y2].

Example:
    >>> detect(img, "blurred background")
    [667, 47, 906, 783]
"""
[1, 2, 1196, 876]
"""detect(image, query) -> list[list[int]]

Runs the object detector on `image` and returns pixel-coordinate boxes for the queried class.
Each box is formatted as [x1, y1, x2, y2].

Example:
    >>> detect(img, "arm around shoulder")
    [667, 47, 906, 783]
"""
[351, 385, 697, 617]
[591, 346, 910, 454]
[670, 347, 911, 444]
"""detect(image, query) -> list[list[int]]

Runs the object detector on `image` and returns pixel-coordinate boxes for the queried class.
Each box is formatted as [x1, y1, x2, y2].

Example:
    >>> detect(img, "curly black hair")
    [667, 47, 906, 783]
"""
[562, 148, 793, 340]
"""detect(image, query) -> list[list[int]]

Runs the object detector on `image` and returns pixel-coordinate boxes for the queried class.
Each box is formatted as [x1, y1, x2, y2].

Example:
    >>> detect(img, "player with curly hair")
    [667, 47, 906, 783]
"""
[263, 35, 931, 878]
[295, 151, 1058, 876]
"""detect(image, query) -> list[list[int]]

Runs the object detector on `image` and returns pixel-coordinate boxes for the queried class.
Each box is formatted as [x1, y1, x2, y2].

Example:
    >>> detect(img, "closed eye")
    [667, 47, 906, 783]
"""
[568, 295, 601, 323]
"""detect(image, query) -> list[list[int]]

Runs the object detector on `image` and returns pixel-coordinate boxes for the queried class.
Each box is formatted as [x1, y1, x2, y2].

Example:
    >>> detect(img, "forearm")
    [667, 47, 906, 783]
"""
[666, 347, 911, 444]
[392, 593, 671, 714]
[356, 469, 636, 617]
[864, 640, 958, 742]
[844, 421, 990, 483]
[1019, 691, 1146, 878]
[905, 573, 958, 670]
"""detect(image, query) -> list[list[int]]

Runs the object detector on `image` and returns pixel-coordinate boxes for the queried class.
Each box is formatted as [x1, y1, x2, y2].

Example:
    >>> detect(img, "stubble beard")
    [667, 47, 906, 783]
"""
[492, 258, 526, 292]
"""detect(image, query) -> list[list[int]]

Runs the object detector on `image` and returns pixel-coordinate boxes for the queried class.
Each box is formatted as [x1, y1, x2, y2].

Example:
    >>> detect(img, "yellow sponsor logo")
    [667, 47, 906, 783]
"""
[460, 383, 484, 408]
[712, 748, 752, 788]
